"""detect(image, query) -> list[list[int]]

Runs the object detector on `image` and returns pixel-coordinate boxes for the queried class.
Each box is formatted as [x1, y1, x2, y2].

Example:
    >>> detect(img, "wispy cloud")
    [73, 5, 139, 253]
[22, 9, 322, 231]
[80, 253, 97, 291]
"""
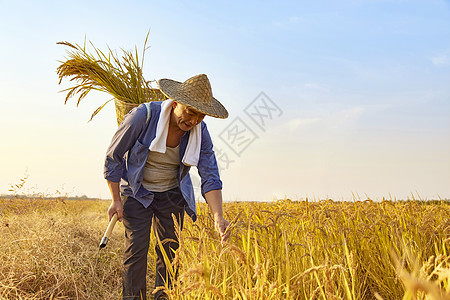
[279, 106, 366, 133]
[272, 16, 302, 28]
[431, 52, 450, 66]
[288, 16, 300, 24]
[304, 82, 328, 90]
[337, 106, 365, 121]
[286, 117, 322, 131]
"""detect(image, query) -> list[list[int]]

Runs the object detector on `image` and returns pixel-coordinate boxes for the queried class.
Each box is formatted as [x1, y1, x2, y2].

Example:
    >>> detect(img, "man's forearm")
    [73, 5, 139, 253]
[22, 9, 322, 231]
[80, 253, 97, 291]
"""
[107, 180, 121, 202]
[106, 180, 123, 221]
[205, 189, 230, 244]
[204, 189, 224, 219]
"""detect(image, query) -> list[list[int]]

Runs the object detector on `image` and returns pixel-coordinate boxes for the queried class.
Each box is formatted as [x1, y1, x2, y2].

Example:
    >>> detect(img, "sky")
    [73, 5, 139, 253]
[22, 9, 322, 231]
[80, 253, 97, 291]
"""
[0, 0, 449, 202]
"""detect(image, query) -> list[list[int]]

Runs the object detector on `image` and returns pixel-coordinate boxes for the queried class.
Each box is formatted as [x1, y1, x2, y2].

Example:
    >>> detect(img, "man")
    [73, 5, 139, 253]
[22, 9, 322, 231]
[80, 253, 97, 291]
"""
[104, 74, 230, 299]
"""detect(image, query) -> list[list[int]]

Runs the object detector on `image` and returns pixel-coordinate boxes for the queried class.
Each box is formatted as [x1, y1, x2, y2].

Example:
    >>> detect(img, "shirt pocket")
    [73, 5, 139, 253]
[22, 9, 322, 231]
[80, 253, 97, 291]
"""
[127, 140, 149, 190]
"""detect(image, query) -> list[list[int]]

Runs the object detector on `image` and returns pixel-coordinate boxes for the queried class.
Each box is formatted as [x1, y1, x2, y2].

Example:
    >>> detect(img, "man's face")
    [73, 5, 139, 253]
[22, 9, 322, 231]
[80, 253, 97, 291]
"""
[171, 102, 206, 131]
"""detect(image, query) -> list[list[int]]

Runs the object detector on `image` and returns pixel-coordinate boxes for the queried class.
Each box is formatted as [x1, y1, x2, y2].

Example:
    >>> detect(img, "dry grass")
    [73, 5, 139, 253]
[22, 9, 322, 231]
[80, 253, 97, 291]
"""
[0, 197, 448, 299]
[0, 198, 123, 299]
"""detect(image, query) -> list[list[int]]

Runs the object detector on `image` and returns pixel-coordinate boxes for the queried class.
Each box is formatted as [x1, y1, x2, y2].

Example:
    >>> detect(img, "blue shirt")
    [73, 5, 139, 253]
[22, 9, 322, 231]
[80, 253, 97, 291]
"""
[104, 101, 223, 221]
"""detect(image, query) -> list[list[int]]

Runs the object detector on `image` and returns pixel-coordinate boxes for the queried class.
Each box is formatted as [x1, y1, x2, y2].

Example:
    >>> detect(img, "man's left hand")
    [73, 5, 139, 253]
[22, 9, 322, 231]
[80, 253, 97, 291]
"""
[214, 216, 230, 246]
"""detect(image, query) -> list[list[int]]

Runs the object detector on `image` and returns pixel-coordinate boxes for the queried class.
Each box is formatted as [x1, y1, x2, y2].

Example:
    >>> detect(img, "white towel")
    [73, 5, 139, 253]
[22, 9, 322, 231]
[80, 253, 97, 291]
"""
[149, 99, 202, 167]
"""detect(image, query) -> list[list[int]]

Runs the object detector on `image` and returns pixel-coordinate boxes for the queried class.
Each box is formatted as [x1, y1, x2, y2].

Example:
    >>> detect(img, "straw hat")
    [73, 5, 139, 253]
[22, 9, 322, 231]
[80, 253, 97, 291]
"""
[157, 74, 228, 119]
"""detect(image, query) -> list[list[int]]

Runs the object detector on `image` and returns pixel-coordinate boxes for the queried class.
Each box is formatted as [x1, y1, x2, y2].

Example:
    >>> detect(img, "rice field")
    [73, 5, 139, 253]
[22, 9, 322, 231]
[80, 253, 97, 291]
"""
[0, 196, 448, 299]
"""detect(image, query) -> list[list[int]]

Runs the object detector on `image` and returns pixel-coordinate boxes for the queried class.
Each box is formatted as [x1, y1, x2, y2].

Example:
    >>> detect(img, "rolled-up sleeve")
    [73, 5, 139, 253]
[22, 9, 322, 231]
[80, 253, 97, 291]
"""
[197, 123, 222, 200]
[104, 105, 148, 182]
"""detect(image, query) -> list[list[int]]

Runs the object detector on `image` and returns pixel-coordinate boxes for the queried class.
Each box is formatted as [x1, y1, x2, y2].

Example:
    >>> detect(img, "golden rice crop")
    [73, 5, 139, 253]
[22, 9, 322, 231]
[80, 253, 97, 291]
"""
[0, 197, 448, 299]
[56, 31, 161, 121]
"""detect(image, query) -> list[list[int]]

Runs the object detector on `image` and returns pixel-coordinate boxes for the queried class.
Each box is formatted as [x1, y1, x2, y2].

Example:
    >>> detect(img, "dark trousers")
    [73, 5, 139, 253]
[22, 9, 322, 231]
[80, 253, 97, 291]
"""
[122, 187, 186, 300]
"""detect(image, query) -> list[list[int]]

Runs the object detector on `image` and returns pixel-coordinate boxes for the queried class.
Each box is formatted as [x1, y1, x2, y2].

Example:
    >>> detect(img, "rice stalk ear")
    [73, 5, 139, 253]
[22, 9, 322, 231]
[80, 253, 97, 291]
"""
[142, 29, 151, 66]
[76, 88, 91, 106]
[56, 41, 78, 50]
[56, 33, 155, 119]
[171, 213, 183, 243]
[89, 99, 113, 122]
[154, 227, 176, 284]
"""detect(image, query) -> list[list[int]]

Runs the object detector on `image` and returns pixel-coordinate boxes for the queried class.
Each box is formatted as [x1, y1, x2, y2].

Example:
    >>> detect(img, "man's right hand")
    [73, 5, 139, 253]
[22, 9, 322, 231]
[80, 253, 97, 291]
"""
[106, 180, 123, 222]
[108, 200, 123, 222]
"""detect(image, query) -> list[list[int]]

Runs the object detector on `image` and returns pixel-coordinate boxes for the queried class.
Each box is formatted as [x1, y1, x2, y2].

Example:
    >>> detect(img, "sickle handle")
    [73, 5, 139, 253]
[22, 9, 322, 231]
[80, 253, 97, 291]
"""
[99, 213, 118, 249]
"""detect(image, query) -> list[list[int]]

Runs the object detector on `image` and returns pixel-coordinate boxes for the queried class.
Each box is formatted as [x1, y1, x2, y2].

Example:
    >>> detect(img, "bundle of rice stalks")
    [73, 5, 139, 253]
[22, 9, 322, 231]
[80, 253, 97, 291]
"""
[56, 32, 165, 122]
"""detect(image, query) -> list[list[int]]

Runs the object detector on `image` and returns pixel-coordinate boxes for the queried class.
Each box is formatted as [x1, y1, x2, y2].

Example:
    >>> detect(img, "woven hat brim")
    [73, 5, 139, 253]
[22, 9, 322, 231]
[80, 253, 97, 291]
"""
[158, 78, 229, 119]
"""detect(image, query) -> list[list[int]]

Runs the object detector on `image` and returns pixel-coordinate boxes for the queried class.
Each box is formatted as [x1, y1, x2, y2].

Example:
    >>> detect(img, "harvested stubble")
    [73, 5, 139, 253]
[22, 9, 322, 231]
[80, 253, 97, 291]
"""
[0, 197, 448, 299]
